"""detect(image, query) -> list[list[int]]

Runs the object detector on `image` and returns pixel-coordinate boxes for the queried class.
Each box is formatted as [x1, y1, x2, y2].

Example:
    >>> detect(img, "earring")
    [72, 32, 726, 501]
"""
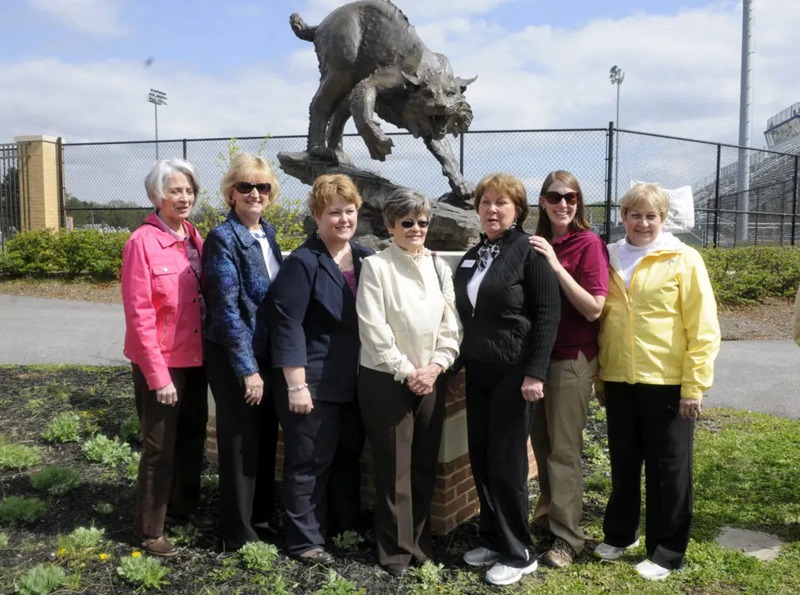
[315, 228, 321, 239]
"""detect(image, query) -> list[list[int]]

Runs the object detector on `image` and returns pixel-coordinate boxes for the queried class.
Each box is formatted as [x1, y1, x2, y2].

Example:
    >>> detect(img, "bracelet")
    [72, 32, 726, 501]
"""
[287, 383, 308, 393]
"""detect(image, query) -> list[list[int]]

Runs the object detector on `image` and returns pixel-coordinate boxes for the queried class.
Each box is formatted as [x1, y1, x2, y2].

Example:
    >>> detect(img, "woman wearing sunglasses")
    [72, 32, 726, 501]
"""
[203, 153, 283, 551]
[267, 174, 374, 565]
[594, 183, 719, 580]
[453, 173, 560, 586]
[527, 170, 609, 568]
[357, 188, 461, 577]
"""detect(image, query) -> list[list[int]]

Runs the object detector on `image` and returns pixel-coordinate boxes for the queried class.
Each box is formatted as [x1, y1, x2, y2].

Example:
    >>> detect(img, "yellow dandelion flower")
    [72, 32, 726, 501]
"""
[57, 547, 67, 557]
[99, 552, 110, 561]
[131, 550, 142, 558]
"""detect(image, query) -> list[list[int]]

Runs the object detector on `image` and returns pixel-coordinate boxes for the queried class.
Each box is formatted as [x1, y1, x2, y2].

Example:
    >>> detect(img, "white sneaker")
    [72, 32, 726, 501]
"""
[593, 538, 640, 560]
[485, 558, 538, 586]
[635, 559, 671, 580]
[463, 546, 500, 567]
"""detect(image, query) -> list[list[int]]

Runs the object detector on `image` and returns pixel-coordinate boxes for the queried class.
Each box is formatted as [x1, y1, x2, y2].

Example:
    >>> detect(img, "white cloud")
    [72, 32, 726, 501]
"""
[27, 0, 128, 35]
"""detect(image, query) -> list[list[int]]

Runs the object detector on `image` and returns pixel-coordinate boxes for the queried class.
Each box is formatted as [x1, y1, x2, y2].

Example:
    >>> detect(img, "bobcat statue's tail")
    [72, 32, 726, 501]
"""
[289, 13, 316, 42]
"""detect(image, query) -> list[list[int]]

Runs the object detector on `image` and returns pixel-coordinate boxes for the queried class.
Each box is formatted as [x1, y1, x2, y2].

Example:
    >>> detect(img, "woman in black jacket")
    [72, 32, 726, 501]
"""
[454, 172, 560, 586]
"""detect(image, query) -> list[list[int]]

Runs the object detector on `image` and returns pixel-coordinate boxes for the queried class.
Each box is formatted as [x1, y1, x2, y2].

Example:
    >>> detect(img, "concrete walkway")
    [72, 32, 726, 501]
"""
[0, 294, 798, 418]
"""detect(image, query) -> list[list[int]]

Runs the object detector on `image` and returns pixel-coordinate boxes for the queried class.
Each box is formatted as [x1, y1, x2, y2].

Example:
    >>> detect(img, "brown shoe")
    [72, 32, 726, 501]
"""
[542, 537, 575, 569]
[130, 534, 179, 558]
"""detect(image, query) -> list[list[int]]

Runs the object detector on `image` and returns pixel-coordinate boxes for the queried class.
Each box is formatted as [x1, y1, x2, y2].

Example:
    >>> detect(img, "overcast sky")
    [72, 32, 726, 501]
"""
[1, 0, 798, 150]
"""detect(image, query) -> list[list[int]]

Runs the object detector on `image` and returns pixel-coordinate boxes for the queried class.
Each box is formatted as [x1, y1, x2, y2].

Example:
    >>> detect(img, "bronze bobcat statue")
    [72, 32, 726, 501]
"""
[290, 0, 477, 198]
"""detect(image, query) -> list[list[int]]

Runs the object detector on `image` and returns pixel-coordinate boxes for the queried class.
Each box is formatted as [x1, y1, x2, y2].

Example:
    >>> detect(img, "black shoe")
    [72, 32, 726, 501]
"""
[253, 522, 280, 541]
[165, 512, 215, 532]
[291, 547, 335, 566]
[383, 563, 409, 577]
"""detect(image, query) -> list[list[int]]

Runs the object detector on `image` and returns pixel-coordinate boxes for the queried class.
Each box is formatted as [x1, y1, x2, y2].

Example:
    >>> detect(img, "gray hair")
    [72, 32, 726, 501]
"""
[382, 188, 432, 228]
[144, 159, 199, 208]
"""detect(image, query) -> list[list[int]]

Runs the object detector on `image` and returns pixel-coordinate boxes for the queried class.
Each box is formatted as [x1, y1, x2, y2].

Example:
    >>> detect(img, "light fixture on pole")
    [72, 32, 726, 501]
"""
[609, 65, 625, 206]
[146, 89, 167, 159]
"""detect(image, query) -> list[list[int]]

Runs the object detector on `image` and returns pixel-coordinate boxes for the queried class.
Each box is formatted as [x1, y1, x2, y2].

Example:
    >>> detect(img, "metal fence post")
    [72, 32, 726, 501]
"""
[56, 137, 65, 228]
[182, 139, 187, 160]
[792, 154, 799, 246]
[459, 134, 465, 175]
[713, 144, 721, 248]
[604, 121, 614, 244]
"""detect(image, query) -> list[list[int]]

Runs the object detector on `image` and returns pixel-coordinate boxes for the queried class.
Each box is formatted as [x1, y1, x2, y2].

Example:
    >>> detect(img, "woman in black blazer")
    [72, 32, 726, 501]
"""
[267, 174, 374, 565]
[453, 172, 560, 586]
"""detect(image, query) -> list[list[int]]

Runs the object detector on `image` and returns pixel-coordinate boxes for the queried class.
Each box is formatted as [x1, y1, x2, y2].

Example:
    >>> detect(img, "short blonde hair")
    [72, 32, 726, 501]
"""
[220, 153, 280, 207]
[619, 183, 670, 221]
[307, 174, 362, 217]
[473, 172, 529, 224]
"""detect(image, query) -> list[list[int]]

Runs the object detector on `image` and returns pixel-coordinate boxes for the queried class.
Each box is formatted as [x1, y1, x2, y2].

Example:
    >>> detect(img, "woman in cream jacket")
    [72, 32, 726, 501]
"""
[357, 188, 461, 577]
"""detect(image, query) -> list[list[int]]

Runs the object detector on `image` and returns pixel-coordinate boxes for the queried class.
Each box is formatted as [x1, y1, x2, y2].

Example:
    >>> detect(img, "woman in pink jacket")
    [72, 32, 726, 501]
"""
[121, 159, 211, 557]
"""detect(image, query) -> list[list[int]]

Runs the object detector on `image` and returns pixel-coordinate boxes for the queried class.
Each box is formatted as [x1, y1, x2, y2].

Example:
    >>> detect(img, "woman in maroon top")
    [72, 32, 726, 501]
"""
[528, 170, 609, 568]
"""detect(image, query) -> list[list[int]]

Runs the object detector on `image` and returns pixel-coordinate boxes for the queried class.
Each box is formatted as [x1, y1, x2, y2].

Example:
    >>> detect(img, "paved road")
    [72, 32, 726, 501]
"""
[0, 295, 126, 366]
[0, 295, 798, 418]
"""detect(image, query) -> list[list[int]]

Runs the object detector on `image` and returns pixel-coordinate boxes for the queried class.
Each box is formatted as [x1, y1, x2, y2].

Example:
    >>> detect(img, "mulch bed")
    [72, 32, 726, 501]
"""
[2, 366, 604, 594]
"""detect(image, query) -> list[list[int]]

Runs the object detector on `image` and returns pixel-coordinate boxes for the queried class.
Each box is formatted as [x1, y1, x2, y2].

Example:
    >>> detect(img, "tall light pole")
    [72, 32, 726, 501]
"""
[609, 65, 625, 206]
[146, 89, 167, 159]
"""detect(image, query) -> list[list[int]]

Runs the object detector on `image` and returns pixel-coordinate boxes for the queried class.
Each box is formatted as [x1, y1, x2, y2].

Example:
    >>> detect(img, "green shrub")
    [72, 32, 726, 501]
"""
[81, 434, 133, 467]
[42, 412, 82, 443]
[702, 246, 800, 305]
[0, 228, 128, 280]
[313, 570, 366, 595]
[0, 495, 47, 525]
[119, 413, 140, 444]
[237, 541, 279, 573]
[56, 526, 106, 560]
[0, 443, 41, 470]
[30, 466, 80, 496]
[117, 554, 170, 591]
[15, 563, 66, 595]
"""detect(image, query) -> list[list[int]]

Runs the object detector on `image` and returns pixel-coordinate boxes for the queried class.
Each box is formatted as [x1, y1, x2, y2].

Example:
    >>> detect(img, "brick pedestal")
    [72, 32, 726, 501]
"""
[206, 370, 537, 535]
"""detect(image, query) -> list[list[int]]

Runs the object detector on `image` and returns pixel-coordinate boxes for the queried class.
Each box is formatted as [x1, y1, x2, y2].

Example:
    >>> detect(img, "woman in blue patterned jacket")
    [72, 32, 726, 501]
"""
[203, 153, 283, 551]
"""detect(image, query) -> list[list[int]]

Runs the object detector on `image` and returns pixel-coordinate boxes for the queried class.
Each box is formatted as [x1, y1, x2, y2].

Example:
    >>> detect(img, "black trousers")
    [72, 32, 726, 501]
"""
[359, 366, 445, 567]
[132, 364, 207, 539]
[603, 382, 694, 570]
[274, 378, 364, 555]
[205, 339, 279, 551]
[464, 361, 535, 567]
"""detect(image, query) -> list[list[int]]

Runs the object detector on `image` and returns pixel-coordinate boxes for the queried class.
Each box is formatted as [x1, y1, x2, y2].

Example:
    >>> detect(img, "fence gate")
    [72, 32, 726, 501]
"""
[0, 143, 21, 251]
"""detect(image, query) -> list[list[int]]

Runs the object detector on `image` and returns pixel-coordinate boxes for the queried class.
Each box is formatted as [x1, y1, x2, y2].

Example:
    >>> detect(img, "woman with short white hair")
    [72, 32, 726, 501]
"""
[122, 158, 209, 557]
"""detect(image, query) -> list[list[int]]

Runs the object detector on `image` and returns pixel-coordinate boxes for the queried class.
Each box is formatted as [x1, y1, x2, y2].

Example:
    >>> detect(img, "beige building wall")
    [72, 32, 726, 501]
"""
[15, 135, 62, 230]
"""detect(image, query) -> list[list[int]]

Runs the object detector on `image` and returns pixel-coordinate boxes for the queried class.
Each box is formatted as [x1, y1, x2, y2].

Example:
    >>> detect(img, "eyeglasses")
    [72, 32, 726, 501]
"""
[542, 191, 579, 205]
[400, 219, 430, 229]
[233, 182, 272, 196]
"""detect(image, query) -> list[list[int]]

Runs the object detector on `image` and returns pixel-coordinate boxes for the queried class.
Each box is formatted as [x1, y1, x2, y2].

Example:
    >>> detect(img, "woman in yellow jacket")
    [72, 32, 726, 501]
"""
[593, 183, 720, 581]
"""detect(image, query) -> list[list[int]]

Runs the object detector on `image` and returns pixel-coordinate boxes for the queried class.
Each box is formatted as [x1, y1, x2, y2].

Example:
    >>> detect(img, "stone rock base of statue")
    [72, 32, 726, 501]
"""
[278, 151, 479, 251]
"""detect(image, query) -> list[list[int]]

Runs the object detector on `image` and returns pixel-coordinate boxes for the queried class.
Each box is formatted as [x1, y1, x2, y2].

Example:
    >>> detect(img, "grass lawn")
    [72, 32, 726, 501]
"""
[1, 365, 799, 594]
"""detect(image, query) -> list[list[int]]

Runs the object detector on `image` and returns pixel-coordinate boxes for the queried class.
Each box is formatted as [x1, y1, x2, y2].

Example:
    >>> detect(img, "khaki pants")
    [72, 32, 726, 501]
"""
[530, 352, 597, 554]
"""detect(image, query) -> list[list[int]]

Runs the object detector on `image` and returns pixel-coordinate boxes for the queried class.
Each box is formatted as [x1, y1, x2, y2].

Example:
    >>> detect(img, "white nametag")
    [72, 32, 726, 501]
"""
[461, 259, 476, 268]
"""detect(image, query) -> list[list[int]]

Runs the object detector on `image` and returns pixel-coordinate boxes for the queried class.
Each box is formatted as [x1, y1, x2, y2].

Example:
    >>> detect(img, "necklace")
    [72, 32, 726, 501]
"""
[337, 251, 353, 271]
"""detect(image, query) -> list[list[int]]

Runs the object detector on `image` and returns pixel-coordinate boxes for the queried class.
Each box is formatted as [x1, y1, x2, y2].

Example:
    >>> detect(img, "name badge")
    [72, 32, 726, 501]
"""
[461, 259, 476, 268]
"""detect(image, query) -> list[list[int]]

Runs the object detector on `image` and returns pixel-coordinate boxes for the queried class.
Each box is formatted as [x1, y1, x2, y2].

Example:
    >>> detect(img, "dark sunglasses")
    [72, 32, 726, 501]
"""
[400, 219, 430, 229]
[542, 191, 579, 205]
[233, 181, 272, 196]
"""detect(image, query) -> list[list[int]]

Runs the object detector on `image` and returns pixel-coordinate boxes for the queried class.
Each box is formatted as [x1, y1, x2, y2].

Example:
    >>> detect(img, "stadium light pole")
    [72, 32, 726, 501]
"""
[609, 66, 625, 205]
[146, 89, 167, 160]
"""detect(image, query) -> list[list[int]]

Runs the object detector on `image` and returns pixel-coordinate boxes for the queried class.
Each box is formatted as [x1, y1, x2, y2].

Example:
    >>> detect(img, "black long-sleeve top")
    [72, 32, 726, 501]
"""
[453, 226, 560, 380]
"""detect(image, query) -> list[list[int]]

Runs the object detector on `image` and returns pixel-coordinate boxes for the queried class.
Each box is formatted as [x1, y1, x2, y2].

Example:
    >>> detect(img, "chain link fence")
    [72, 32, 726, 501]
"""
[59, 127, 800, 247]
